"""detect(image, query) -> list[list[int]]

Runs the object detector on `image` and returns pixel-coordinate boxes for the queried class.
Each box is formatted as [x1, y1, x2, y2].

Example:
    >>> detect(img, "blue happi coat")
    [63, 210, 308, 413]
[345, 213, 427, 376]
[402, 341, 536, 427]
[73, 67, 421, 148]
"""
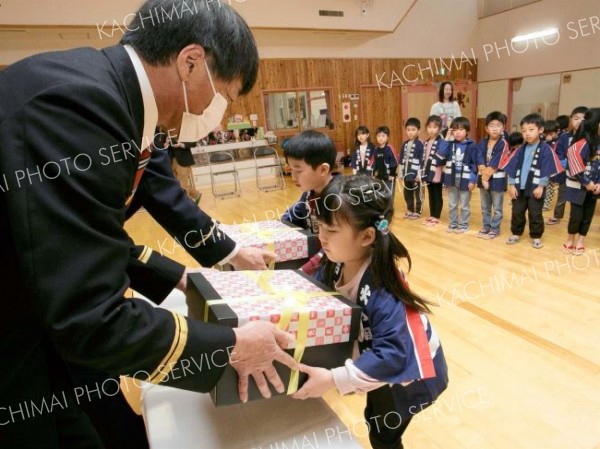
[501, 141, 559, 198]
[422, 136, 447, 183]
[351, 143, 375, 175]
[436, 138, 478, 191]
[399, 139, 424, 182]
[316, 263, 448, 419]
[565, 139, 600, 205]
[476, 137, 509, 192]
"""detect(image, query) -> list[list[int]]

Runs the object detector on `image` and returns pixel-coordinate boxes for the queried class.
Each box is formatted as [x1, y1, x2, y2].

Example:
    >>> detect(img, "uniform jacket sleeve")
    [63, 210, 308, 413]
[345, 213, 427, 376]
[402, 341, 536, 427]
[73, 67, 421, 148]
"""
[126, 148, 236, 267]
[127, 242, 184, 304]
[2, 83, 234, 392]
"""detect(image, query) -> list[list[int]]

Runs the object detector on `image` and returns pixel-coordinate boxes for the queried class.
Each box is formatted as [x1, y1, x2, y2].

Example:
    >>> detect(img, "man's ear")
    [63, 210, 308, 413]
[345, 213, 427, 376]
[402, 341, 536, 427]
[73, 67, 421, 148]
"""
[176, 44, 207, 82]
[361, 227, 376, 247]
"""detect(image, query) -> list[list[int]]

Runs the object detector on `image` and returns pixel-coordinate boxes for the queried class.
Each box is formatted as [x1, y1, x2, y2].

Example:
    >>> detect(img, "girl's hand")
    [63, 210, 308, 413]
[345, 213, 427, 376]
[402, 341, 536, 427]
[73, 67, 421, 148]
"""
[291, 364, 335, 400]
[585, 182, 596, 192]
[594, 184, 600, 195]
[482, 180, 490, 190]
[468, 182, 475, 192]
[508, 185, 518, 200]
[533, 185, 544, 199]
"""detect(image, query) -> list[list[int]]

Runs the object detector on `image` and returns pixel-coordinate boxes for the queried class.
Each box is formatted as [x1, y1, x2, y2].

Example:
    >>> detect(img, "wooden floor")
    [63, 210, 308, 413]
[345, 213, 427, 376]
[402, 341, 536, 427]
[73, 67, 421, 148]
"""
[126, 171, 600, 449]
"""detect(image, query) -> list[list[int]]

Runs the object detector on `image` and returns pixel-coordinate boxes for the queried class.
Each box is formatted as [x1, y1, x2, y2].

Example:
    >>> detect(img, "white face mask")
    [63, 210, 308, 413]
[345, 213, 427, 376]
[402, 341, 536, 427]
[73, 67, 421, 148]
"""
[178, 60, 228, 143]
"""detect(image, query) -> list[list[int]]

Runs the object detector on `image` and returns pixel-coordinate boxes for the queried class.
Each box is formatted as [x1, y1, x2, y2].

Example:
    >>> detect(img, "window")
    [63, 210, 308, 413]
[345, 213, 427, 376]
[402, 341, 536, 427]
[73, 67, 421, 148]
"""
[263, 89, 332, 132]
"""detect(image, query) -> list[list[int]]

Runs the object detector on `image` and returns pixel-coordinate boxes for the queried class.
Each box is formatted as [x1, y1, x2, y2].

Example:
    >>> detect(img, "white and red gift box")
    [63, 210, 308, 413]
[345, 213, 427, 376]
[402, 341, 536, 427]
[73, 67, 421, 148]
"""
[219, 220, 320, 269]
[186, 269, 361, 406]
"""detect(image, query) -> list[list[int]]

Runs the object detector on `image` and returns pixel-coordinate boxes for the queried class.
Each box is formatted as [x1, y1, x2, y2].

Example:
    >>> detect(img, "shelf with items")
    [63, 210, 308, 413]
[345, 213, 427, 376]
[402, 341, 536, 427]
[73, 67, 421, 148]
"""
[189, 139, 284, 188]
[226, 122, 254, 131]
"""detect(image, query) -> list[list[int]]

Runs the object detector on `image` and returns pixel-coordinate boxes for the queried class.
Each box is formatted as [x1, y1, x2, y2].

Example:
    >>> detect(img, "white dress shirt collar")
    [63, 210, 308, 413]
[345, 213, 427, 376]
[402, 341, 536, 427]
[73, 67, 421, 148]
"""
[123, 45, 159, 151]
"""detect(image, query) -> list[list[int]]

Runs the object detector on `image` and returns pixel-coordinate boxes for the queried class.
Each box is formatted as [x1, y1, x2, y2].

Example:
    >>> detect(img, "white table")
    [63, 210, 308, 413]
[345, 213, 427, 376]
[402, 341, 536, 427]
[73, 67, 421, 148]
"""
[142, 290, 364, 449]
[189, 140, 270, 155]
[143, 386, 363, 449]
[188, 140, 281, 188]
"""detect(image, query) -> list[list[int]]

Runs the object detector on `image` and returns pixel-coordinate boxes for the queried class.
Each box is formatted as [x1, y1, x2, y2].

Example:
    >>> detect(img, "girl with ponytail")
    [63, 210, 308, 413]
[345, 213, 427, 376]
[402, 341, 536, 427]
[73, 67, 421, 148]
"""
[563, 107, 600, 255]
[292, 175, 448, 449]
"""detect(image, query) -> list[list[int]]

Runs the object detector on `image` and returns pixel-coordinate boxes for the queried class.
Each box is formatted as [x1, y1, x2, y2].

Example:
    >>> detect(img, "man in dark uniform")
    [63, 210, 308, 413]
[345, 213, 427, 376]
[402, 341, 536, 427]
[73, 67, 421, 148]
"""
[0, 1, 295, 448]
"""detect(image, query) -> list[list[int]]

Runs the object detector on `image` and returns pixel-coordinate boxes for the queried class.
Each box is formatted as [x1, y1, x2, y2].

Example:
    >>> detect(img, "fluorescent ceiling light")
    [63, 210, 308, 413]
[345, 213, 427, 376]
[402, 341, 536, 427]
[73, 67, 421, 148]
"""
[511, 27, 558, 43]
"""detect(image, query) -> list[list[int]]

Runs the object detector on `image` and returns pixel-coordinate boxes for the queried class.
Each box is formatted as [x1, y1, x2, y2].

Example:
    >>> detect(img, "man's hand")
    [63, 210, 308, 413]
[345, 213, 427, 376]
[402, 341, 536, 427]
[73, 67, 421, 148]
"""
[292, 365, 335, 400]
[482, 180, 490, 190]
[533, 185, 544, 199]
[586, 181, 597, 192]
[230, 321, 298, 403]
[508, 185, 518, 200]
[468, 182, 476, 192]
[176, 267, 213, 291]
[230, 247, 276, 270]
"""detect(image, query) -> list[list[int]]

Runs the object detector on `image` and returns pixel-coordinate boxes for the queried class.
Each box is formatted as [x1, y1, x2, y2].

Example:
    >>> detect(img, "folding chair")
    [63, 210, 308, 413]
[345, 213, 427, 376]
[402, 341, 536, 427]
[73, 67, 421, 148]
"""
[254, 146, 285, 192]
[209, 151, 242, 199]
[335, 151, 345, 171]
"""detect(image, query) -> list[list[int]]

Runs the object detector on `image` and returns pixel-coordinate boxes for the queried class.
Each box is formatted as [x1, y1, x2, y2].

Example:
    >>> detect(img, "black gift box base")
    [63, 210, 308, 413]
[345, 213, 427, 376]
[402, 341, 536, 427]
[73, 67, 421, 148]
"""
[212, 341, 353, 407]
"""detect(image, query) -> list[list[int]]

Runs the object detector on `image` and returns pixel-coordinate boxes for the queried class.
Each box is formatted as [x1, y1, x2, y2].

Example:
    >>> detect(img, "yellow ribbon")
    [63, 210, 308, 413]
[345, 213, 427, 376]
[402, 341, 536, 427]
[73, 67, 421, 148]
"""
[202, 271, 337, 394]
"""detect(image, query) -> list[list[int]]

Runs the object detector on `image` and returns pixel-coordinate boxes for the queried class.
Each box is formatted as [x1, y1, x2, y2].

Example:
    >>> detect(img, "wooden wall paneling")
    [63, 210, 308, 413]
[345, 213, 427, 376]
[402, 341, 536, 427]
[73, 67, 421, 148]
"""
[225, 58, 477, 152]
[360, 85, 403, 151]
[403, 85, 438, 141]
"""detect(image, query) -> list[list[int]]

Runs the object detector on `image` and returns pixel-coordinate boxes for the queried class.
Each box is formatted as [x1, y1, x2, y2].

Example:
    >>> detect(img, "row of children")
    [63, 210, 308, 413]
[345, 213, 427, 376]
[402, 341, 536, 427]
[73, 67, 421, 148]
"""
[348, 106, 600, 251]
[273, 105, 598, 448]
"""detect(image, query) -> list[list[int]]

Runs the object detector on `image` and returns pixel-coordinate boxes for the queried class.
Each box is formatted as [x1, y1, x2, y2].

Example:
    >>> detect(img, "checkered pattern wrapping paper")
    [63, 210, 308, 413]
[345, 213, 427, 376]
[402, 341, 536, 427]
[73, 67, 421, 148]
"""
[218, 221, 309, 262]
[201, 270, 354, 349]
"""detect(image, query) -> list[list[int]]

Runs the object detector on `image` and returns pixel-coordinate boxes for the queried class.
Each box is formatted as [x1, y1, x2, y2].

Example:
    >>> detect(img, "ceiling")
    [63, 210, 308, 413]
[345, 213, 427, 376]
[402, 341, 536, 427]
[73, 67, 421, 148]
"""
[0, 0, 415, 31]
[0, 0, 420, 64]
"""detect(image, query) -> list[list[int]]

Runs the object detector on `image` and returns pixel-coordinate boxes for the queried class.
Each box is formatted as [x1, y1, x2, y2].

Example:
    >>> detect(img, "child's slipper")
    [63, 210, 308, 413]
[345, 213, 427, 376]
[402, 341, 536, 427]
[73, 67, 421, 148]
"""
[574, 246, 585, 256]
[561, 243, 574, 254]
[485, 230, 500, 240]
[506, 235, 521, 245]
[532, 239, 544, 249]
[476, 229, 490, 238]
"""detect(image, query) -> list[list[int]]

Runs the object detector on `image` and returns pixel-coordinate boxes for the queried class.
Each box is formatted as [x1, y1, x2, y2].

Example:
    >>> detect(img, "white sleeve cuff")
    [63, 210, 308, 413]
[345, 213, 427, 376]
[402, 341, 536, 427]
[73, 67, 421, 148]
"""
[331, 359, 387, 395]
[217, 243, 241, 266]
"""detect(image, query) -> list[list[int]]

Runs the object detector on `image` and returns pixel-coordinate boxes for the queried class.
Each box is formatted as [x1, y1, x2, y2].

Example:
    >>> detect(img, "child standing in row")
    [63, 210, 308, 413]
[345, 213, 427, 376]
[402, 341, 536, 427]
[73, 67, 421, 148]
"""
[476, 112, 509, 239]
[351, 125, 375, 176]
[563, 108, 600, 255]
[372, 126, 398, 198]
[547, 106, 588, 225]
[437, 117, 478, 233]
[503, 114, 561, 249]
[421, 115, 447, 226]
[399, 118, 424, 219]
[542, 120, 560, 211]
[294, 175, 448, 449]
